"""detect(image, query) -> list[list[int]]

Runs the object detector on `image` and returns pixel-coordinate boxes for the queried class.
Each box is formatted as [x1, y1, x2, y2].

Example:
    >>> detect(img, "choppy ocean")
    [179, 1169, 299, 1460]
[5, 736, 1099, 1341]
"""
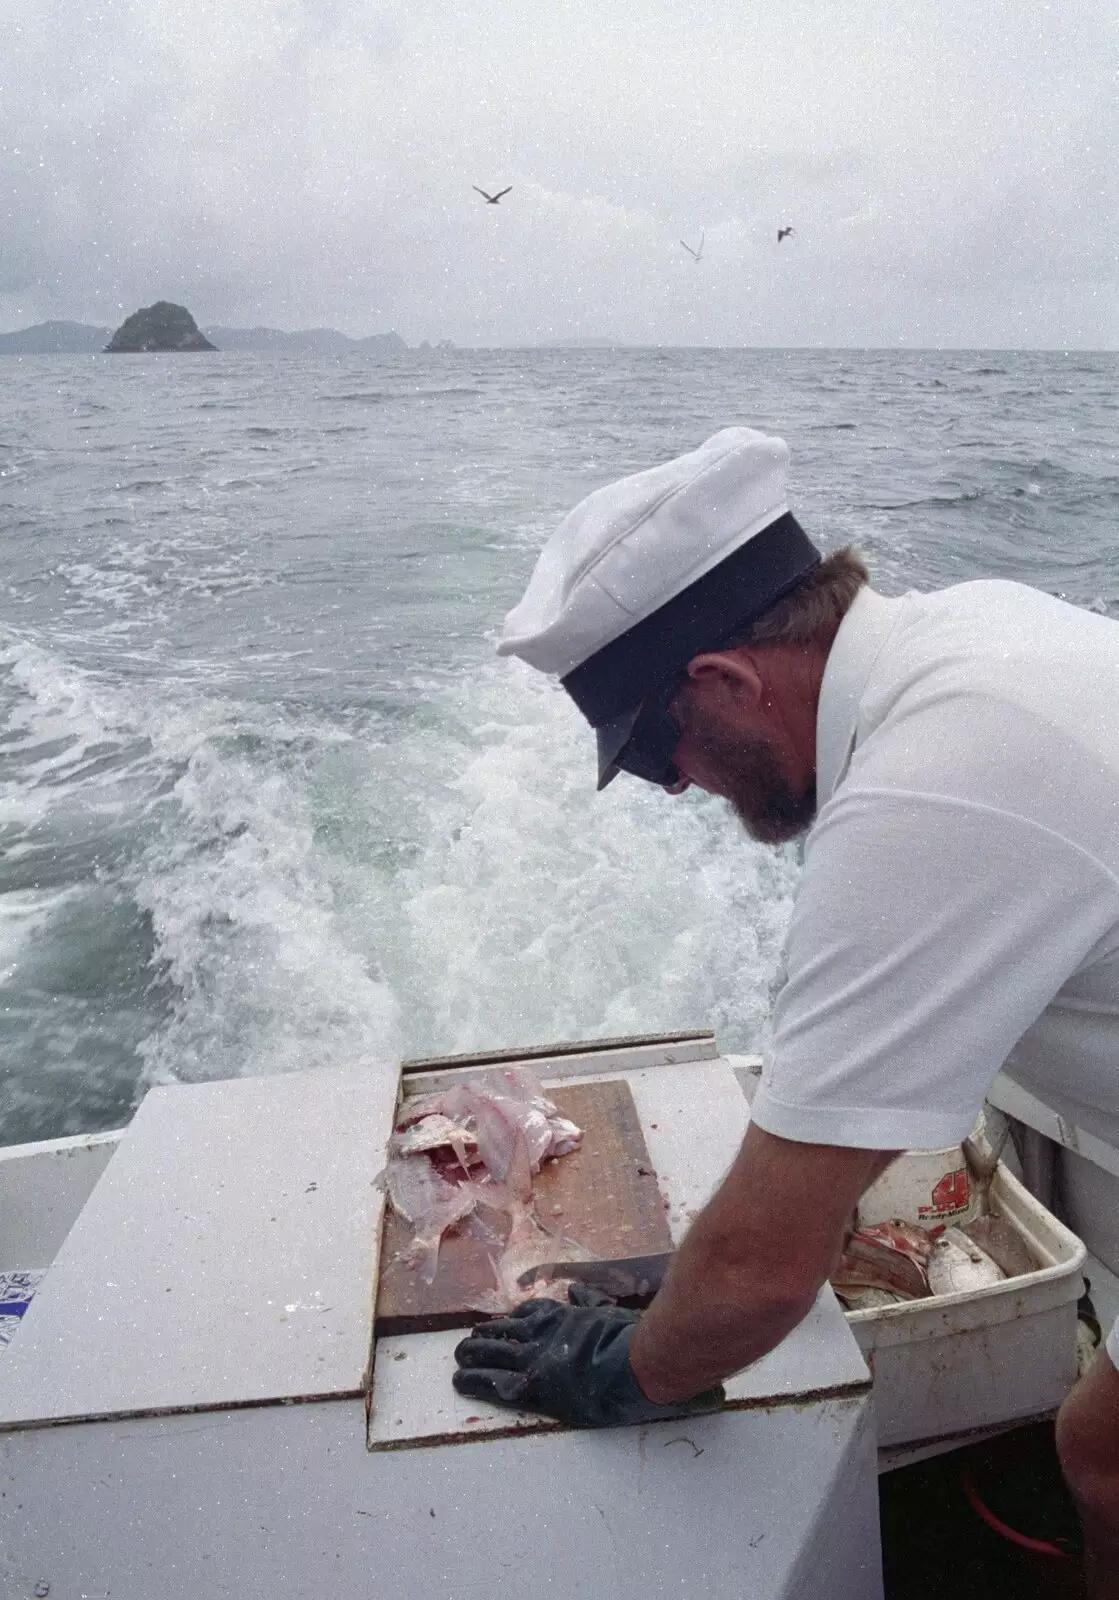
[0, 347, 1115, 1143]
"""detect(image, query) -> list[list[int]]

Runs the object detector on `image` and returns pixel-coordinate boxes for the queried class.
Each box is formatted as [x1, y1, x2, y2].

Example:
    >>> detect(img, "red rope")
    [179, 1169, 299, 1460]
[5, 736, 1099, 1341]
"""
[960, 1464, 1071, 1558]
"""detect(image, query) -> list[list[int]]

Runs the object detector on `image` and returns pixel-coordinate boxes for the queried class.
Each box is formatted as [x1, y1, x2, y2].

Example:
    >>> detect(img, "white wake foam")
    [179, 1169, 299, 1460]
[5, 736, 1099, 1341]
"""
[332, 652, 799, 1059]
[1, 626, 798, 1131]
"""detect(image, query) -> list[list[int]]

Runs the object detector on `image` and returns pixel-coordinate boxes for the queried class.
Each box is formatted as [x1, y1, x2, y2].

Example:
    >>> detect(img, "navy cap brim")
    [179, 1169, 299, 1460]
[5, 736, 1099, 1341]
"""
[595, 705, 642, 790]
[564, 512, 819, 730]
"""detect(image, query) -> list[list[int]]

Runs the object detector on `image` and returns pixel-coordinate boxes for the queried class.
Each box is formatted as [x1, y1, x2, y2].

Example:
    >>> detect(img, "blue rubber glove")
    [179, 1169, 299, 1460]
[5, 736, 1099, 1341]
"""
[452, 1283, 725, 1428]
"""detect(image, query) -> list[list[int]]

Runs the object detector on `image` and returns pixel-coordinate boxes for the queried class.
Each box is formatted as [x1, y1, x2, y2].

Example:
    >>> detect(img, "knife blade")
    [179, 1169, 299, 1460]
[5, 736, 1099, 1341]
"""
[516, 1251, 674, 1300]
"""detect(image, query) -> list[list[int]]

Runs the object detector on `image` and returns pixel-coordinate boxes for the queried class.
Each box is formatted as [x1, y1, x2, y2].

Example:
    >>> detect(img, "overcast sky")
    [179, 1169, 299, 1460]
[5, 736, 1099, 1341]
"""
[2, 0, 1116, 346]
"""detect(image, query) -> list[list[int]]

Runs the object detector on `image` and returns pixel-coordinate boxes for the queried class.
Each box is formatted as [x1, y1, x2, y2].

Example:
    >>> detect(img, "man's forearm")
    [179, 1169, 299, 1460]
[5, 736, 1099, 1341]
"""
[626, 1127, 898, 1404]
[629, 1252, 816, 1403]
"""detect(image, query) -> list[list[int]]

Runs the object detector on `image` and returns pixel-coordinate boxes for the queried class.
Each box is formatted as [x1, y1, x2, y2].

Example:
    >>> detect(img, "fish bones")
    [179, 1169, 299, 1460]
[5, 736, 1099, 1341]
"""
[384, 1153, 477, 1286]
[395, 1070, 583, 1176]
[382, 1069, 585, 1300]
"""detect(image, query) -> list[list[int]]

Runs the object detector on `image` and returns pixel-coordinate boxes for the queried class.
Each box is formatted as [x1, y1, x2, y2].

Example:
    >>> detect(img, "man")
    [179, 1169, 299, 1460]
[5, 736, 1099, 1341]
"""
[452, 428, 1119, 1592]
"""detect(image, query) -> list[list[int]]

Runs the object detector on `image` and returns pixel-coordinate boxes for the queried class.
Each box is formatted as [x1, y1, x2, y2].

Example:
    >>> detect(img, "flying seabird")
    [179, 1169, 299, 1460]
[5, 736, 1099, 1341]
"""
[777, 226, 796, 242]
[680, 231, 704, 262]
[474, 186, 512, 205]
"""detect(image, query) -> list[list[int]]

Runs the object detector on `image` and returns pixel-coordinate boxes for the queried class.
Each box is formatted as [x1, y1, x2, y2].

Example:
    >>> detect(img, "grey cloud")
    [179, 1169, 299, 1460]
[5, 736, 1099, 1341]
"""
[736, 149, 868, 190]
[1, 0, 1115, 346]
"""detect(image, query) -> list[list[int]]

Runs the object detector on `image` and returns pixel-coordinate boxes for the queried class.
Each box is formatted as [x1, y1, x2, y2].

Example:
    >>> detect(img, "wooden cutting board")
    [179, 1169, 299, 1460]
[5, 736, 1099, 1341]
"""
[375, 1078, 672, 1334]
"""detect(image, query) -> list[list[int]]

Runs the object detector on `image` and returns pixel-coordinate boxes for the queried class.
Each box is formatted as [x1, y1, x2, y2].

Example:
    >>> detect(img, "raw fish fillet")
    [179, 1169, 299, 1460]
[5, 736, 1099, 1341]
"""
[394, 1070, 583, 1175]
[391, 1113, 477, 1174]
[466, 1196, 593, 1313]
[493, 1068, 586, 1159]
[383, 1153, 477, 1285]
[457, 1089, 536, 1199]
[927, 1226, 1005, 1296]
[395, 1091, 453, 1128]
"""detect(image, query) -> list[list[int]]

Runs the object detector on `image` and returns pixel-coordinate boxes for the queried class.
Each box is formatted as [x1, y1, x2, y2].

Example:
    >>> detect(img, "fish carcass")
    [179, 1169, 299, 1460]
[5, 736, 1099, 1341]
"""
[834, 1128, 1039, 1308]
[381, 1069, 585, 1301]
[960, 1214, 1037, 1278]
[383, 1153, 478, 1285]
[396, 1068, 582, 1175]
[926, 1226, 1006, 1296]
[832, 1220, 935, 1304]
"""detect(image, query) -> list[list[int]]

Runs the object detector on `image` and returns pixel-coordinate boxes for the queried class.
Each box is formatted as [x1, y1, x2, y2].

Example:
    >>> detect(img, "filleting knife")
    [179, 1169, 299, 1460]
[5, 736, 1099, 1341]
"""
[516, 1251, 674, 1301]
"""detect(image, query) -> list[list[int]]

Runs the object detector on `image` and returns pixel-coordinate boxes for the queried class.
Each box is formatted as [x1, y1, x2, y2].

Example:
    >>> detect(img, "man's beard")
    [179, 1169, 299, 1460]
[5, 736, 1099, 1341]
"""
[685, 703, 817, 845]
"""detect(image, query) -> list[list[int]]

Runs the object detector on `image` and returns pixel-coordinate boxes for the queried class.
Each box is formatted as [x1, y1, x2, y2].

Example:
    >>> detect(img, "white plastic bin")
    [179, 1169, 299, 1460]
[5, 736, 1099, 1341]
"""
[857, 1144, 973, 1229]
[845, 1164, 1086, 1449]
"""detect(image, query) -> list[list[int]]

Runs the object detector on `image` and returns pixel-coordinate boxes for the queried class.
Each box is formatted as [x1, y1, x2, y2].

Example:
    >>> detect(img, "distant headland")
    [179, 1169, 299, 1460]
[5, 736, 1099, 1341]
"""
[0, 316, 436, 356]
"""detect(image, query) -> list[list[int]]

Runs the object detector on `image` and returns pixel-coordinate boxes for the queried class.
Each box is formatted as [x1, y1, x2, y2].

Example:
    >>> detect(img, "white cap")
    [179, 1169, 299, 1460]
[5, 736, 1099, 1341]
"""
[496, 428, 820, 785]
[499, 428, 792, 677]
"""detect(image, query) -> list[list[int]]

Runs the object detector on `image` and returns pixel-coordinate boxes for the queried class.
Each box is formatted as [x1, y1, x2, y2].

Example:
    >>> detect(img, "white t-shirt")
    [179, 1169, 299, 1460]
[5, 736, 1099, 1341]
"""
[750, 581, 1119, 1152]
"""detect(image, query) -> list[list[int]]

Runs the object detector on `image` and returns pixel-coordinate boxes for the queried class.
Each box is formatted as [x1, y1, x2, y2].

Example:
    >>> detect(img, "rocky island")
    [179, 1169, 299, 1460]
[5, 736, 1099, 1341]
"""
[105, 302, 217, 352]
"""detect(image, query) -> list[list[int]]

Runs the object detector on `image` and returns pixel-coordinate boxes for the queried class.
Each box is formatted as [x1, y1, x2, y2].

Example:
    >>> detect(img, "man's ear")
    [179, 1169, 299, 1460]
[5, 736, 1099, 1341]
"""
[685, 648, 765, 708]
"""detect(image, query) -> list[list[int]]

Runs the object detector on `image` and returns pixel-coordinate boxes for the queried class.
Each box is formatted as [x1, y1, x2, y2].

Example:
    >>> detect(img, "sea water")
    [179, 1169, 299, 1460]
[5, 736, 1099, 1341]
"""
[1, 347, 1115, 1141]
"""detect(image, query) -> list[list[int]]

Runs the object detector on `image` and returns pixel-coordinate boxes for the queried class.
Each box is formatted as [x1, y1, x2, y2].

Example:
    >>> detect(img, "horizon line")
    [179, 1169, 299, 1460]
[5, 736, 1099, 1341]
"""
[0, 330, 1114, 356]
